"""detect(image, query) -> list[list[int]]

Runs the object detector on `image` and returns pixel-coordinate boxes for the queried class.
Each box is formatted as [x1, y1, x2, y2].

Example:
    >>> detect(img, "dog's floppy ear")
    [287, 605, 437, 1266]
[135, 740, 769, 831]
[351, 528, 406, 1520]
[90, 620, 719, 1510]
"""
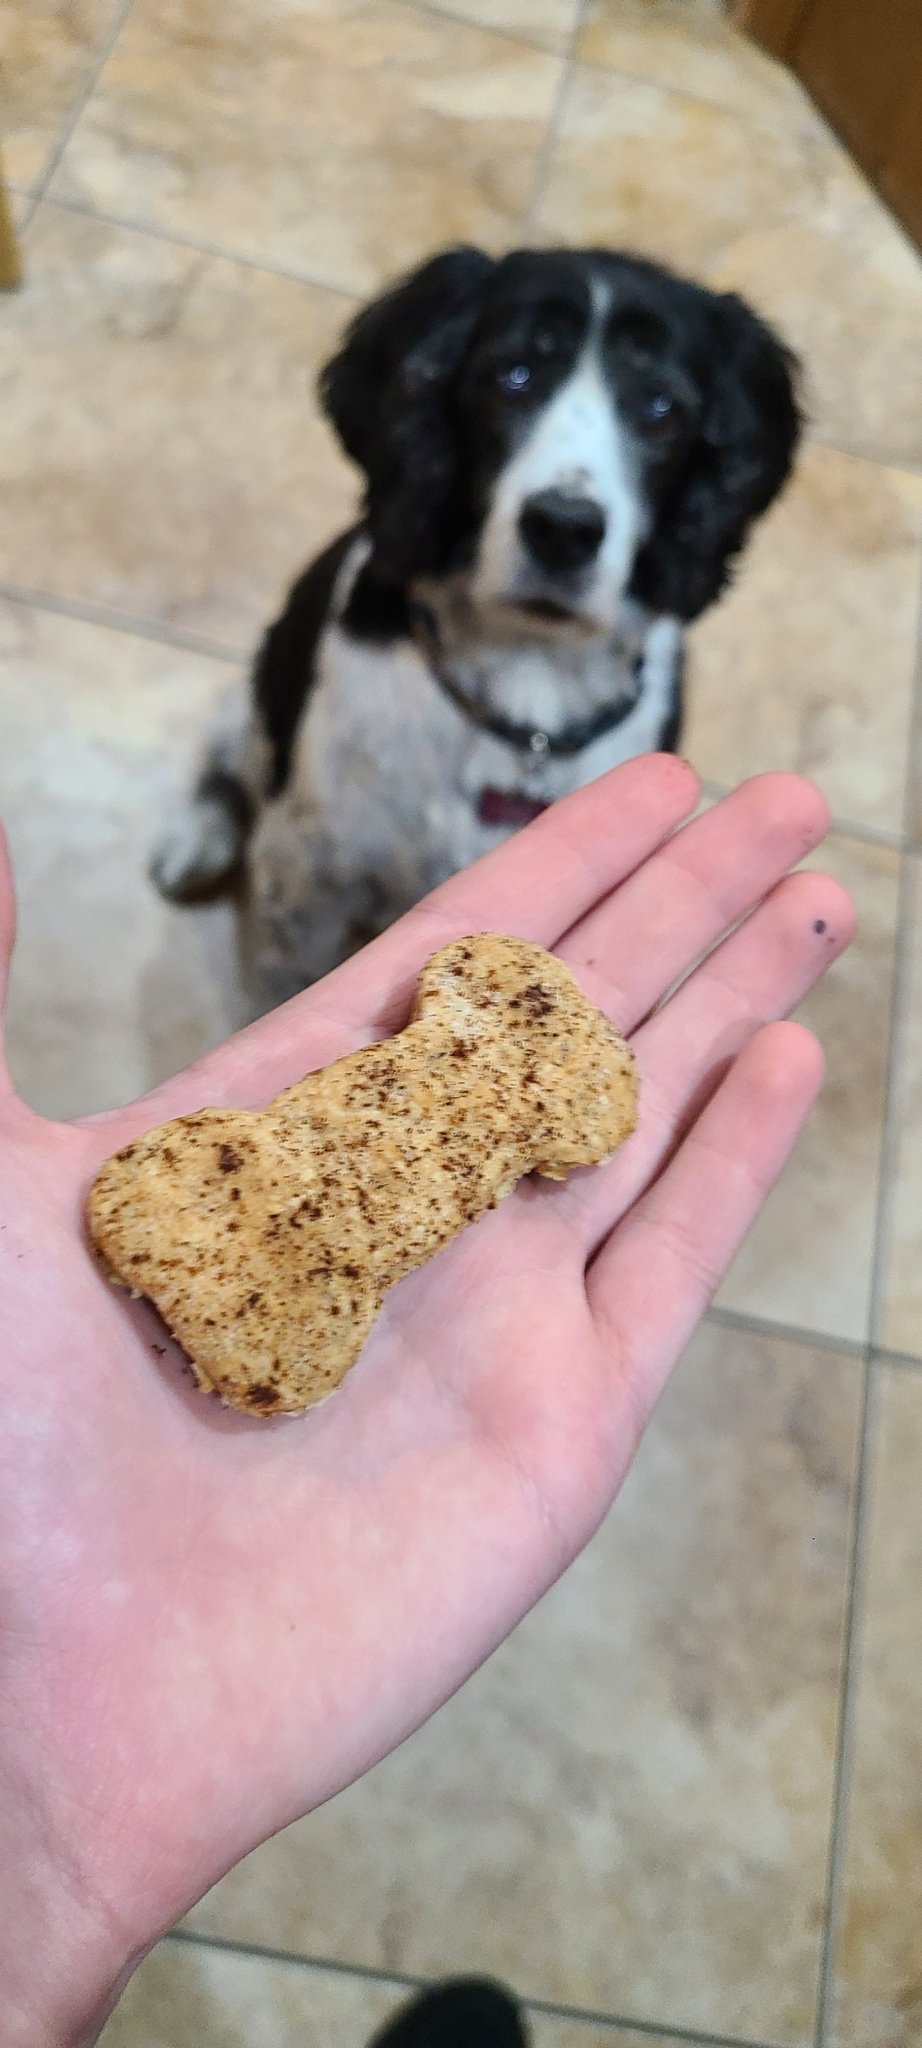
[632, 293, 801, 621]
[319, 246, 495, 576]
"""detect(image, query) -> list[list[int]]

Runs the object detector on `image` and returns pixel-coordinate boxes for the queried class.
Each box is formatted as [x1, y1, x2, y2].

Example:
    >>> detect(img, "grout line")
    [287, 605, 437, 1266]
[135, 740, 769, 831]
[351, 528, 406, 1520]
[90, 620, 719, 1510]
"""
[408, 0, 569, 61]
[822, 818, 906, 855]
[26, 191, 365, 304]
[19, 0, 141, 232]
[811, 550, 922, 2047]
[525, 1996, 781, 2047]
[563, 48, 824, 141]
[0, 581, 248, 665]
[519, 0, 587, 235]
[707, 1308, 922, 1375]
[810, 1355, 877, 2048]
[166, 1927, 426, 1994]
[164, 1928, 783, 2048]
[870, 1340, 922, 1374]
[706, 1303, 865, 1361]
[802, 426, 922, 482]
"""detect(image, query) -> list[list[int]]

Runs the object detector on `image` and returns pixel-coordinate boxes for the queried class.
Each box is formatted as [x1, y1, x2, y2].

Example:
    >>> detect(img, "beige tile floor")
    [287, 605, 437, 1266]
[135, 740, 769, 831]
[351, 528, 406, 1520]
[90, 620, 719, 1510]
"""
[3, 1, 922, 2043]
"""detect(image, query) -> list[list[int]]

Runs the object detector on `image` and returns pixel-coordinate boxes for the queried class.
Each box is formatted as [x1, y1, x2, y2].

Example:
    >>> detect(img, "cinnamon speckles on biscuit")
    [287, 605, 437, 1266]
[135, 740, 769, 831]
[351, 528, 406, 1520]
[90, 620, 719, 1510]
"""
[87, 936, 637, 1415]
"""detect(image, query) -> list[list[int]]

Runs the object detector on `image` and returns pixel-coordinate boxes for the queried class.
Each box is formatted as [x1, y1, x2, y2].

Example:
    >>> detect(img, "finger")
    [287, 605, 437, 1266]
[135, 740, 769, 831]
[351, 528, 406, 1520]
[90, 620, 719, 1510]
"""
[104, 754, 699, 1125]
[552, 867, 852, 1252]
[270, 752, 699, 1035]
[556, 772, 830, 1034]
[587, 1021, 824, 1440]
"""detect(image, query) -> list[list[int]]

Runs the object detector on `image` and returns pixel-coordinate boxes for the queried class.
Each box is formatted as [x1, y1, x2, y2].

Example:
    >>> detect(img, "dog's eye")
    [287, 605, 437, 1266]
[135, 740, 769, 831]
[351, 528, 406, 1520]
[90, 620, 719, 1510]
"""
[639, 389, 679, 433]
[496, 362, 531, 395]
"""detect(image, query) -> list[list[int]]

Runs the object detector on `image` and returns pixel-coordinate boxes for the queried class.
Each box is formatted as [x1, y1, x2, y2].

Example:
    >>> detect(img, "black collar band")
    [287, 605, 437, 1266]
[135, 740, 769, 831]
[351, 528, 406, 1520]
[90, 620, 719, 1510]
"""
[410, 602, 643, 760]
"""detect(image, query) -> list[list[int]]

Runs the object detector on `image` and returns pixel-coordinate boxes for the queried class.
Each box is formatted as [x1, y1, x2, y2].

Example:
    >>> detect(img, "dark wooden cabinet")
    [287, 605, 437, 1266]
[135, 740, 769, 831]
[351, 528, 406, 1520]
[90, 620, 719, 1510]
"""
[737, 0, 922, 251]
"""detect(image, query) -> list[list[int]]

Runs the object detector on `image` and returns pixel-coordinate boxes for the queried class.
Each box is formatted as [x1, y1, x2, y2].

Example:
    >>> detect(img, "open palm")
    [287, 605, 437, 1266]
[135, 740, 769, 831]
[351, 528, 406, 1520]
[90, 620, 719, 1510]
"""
[0, 758, 851, 2046]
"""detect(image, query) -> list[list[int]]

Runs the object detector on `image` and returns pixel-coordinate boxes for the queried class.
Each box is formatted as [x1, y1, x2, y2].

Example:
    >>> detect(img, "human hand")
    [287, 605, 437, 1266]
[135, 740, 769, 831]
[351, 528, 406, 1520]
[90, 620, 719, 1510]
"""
[0, 758, 851, 2046]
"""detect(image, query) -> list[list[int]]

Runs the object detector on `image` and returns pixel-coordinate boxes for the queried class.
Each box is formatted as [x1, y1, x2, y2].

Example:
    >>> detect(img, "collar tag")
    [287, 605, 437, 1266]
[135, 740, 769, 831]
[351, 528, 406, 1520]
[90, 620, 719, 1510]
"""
[478, 787, 550, 829]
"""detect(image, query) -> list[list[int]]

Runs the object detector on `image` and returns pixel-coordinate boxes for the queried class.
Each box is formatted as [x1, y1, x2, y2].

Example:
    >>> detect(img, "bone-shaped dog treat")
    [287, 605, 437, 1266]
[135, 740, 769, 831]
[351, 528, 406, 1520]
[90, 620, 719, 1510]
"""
[88, 936, 637, 1414]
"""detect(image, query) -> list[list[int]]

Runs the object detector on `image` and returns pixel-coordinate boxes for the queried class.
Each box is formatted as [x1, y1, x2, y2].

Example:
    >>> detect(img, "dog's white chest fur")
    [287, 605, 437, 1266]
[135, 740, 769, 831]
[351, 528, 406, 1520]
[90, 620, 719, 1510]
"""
[246, 606, 680, 996]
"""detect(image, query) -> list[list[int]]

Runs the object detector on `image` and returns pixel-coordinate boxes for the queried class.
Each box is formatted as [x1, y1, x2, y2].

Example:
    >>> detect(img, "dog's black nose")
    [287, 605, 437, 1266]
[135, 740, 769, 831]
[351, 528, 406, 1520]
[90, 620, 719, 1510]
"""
[519, 489, 606, 573]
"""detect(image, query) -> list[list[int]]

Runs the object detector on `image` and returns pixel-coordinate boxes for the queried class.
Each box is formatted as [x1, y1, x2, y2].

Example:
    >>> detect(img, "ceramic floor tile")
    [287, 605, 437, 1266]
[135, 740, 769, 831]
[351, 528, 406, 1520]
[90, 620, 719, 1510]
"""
[685, 445, 922, 837]
[828, 1364, 922, 2048]
[707, 142, 922, 477]
[51, 0, 561, 297]
[0, 598, 243, 1119]
[0, 0, 123, 192]
[877, 857, 922, 1361]
[576, 0, 821, 133]
[102, 1942, 717, 2047]
[534, 63, 807, 270]
[535, 66, 922, 471]
[0, 204, 357, 647]
[718, 833, 898, 1345]
[531, 2026, 720, 2048]
[187, 1322, 861, 2047]
[421, 0, 580, 56]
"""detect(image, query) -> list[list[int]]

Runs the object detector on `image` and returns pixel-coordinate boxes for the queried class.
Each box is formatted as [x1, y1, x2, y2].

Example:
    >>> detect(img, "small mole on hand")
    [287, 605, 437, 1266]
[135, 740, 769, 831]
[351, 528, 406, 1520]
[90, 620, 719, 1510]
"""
[151, 1343, 167, 1358]
[813, 918, 827, 936]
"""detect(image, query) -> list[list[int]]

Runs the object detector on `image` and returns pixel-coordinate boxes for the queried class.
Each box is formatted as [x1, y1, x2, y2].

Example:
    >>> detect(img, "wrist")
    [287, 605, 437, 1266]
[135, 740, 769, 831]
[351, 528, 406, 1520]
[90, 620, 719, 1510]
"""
[1, 1805, 140, 2048]
[3, 1924, 137, 2048]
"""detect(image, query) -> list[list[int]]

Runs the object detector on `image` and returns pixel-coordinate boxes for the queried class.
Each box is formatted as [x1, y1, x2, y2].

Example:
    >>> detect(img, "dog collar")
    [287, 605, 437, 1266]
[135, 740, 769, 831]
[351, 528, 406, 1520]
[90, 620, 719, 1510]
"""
[410, 602, 644, 761]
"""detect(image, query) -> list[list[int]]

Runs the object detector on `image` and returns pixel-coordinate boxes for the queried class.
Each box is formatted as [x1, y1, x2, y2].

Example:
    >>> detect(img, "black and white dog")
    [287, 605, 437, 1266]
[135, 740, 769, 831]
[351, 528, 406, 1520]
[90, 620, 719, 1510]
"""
[153, 244, 800, 1002]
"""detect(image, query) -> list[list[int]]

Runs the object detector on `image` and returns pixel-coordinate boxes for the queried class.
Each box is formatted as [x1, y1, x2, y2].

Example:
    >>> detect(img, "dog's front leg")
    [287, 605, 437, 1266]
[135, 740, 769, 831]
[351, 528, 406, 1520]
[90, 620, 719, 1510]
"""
[241, 820, 383, 1008]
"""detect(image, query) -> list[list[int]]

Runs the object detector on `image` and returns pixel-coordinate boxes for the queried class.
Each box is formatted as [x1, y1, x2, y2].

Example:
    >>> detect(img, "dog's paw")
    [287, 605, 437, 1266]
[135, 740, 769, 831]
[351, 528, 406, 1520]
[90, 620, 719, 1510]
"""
[150, 801, 245, 902]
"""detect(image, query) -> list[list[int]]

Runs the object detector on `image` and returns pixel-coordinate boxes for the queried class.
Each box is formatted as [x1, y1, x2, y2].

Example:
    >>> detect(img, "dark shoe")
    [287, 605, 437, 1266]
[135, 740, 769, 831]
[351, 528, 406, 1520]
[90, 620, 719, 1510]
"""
[369, 1979, 528, 2048]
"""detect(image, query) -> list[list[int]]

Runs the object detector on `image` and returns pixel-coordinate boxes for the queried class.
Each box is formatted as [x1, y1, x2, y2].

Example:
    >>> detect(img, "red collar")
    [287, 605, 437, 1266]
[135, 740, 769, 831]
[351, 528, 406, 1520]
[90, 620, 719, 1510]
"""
[477, 787, 550, 829]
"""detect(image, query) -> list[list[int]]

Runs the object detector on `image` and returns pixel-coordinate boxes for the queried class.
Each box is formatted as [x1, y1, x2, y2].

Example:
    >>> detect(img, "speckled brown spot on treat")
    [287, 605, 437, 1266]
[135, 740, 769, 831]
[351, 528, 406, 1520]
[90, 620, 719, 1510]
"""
[86, 935, 637, 1417]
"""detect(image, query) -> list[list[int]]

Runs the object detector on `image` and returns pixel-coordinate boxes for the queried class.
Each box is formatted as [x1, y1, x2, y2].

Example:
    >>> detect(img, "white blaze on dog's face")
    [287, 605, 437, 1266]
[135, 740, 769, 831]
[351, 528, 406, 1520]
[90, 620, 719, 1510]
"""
[320, 244, 800, 629]
[470, 325, 648, 635]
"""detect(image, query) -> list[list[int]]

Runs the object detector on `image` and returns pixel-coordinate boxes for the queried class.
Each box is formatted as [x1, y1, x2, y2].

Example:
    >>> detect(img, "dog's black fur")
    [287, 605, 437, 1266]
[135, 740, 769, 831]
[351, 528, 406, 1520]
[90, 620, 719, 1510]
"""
[321, 245, 798, 605]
